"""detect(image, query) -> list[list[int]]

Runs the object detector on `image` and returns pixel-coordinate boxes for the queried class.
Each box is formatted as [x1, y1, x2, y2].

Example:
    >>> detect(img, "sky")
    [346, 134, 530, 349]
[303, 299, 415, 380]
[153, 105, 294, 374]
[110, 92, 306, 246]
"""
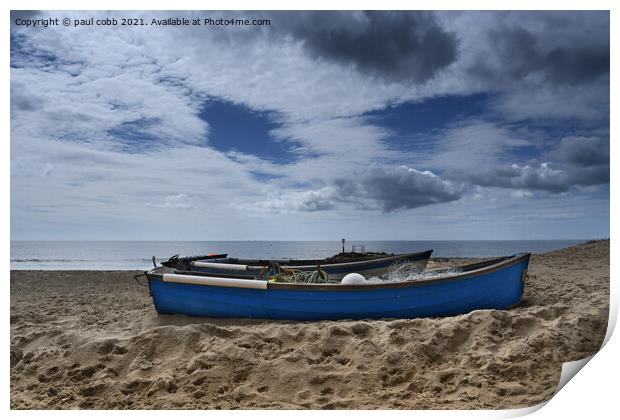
[10, 11, 610, 240]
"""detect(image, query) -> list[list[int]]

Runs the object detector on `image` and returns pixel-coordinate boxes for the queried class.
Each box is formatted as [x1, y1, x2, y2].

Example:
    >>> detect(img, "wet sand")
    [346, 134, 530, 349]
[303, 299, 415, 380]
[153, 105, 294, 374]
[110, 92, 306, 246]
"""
[10, 240, 609, 409]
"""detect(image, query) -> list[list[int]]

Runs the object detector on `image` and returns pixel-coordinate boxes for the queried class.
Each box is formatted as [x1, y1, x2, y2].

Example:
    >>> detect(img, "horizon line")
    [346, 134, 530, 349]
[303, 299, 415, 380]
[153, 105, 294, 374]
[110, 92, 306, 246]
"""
[10, 238, 602, 242]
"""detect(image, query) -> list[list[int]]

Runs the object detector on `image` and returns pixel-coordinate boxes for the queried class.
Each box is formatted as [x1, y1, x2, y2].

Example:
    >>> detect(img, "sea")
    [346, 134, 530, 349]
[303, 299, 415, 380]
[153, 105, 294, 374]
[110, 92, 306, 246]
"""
[10, 240, 586, 270]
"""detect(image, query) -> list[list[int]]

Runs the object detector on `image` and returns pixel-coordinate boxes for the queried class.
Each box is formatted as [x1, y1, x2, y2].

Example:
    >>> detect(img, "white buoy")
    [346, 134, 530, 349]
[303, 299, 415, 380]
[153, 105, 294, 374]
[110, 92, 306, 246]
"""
[341, 273, 367, 285]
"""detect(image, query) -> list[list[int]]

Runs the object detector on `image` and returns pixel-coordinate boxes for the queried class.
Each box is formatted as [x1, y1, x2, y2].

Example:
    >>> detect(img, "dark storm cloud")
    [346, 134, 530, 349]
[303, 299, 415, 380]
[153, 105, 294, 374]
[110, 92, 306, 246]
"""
[541, 45, 610, 85]
[275, 11, 459, 83]
[333, 166, 464, 212]
[463, 136, 609, 193]
[554, 136, 609, 167]
[554, 136, 610, 187]
[468, 20, 609, 86]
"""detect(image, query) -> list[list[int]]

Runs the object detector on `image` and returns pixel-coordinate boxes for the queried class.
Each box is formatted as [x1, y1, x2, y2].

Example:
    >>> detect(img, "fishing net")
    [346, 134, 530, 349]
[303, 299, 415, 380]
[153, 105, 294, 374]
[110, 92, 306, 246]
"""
[382, 261, 426, 281]
[258, 262, 334, 284]
[256, 259, 463, 285]
[366, 261, 463, 284]
[268, 269, 334, 284]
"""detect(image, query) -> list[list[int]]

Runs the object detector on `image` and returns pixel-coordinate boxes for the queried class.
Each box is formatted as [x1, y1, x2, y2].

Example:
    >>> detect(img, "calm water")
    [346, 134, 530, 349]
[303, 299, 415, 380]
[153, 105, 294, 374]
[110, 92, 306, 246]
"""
[10, 240, 586, 270]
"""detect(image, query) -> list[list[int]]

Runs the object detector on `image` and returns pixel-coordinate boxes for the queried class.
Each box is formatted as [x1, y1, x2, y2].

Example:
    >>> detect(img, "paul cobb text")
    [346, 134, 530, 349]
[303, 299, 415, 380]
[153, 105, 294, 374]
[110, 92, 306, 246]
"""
[14, 17, 271, 28]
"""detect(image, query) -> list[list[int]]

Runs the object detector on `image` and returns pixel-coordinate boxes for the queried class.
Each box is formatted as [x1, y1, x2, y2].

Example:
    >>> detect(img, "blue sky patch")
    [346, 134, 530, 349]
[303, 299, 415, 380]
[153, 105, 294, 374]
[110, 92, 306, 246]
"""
[248, 171, 283, 182]
[365, 93, 491, 141]
[199, 99, 300, 164]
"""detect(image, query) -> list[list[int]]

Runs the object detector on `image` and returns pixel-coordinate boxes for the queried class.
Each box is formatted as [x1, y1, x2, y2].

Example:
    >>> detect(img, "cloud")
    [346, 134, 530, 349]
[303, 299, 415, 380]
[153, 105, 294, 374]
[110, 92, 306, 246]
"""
[460, 11, 609, 87]
[412, 119, 531, 173]
[9, 11, 610, 240]
[334, 166, 464, 212]
[10, 64, 208, 152]
[468, 162, 569, 193]
[271, 116, 392, 163]
[554, 136, 609, 167]
[510, 190, 534, 199]
[490, 84, 609, 122]
[276, 11, 459, 83]
[465, 136, 609, 193]
[468, 26, 609, 86]
[245, 187, 337, 213]
[441, 11, 609, 121]
[245, 166, 464, 214]
[147, 193, 196, 209]
[10, 81, 41, 112]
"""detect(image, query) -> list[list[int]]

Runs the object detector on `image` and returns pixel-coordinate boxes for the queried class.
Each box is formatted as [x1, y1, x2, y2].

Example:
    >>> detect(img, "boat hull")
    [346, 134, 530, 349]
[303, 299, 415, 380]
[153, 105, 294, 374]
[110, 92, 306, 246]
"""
[147, 254, 529, 321]
[188, 250, 433, 281]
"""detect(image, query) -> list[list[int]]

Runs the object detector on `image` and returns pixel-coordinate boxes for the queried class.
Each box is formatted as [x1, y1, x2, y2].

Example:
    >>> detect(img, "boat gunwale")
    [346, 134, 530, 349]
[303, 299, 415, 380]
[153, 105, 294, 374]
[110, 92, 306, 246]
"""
[147, 252, 530, 291]
[191, 249, 433, 270]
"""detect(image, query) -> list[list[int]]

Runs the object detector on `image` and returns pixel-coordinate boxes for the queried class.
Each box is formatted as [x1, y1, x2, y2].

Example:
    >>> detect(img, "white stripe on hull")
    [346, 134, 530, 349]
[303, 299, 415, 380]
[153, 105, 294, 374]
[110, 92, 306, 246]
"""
[163, 273, 267, 289]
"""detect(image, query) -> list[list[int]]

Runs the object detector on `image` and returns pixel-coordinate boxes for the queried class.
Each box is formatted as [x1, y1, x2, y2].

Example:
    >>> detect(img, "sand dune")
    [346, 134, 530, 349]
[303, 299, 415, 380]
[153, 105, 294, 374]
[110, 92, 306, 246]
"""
[10, 240, 609, 409]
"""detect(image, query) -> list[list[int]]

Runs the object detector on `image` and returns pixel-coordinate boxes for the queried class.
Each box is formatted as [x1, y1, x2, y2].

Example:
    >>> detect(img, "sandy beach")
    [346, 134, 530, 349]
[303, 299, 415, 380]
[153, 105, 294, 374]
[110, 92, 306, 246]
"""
[10, 240, 609, 409]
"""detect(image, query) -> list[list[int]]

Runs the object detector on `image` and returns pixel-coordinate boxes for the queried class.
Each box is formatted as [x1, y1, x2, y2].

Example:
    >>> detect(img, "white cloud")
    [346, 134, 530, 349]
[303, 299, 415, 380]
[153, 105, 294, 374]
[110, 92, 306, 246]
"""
[412, 119, 531, 173]
[510, 190, 534, 199]
[237, 187, 338, 214]
[490, 85, 609, 122]
[147, 194, 196, 209]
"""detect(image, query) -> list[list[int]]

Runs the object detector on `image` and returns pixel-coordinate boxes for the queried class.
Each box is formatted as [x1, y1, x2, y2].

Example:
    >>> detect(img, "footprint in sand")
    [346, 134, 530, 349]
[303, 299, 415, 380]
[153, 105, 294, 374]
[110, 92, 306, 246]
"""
[120, 378, 150, 395]
[78, 383, 106, 397]
[320, 387, 334, 395]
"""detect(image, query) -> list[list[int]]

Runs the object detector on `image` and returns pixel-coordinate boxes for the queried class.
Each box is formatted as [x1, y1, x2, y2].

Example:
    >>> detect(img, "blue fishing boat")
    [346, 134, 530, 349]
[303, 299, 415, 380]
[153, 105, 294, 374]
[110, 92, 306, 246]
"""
[179, 250, 433, 281]
[144, 253, 530, 321]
